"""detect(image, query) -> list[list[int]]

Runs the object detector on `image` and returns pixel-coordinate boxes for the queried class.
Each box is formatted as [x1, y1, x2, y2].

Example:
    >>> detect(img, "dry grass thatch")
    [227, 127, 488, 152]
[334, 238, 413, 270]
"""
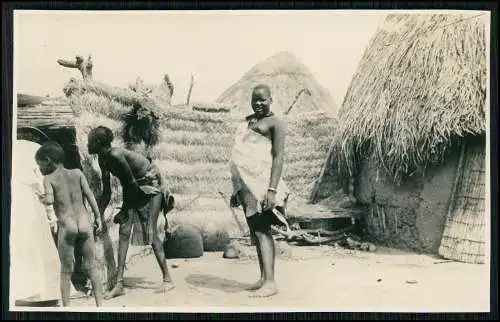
[191, 102, 232, 113]
[63, 78, 168, 117]
[16, 99, 76, 130]
[332, 13, 487, 185]
[216, 51, 339, 117]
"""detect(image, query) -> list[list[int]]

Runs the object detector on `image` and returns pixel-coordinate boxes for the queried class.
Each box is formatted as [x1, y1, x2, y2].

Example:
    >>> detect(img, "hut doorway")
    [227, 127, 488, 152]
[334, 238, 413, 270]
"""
[17, 126, 83, 171]
[438, 136, 487, 264]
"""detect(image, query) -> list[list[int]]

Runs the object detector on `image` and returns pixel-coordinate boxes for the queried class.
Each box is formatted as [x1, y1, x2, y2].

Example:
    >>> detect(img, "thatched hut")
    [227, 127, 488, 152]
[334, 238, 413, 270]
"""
[217, 51, 339, 117]
[313, 13, 488, 263]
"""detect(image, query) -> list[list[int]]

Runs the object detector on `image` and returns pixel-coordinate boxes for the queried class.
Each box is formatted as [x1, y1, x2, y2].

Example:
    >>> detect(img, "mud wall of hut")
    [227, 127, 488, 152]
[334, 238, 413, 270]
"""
[354, 148, 460, 253]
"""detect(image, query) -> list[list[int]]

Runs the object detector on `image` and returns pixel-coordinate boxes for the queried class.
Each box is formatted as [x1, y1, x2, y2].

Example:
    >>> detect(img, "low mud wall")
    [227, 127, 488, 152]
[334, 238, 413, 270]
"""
[355, 150, 459, 253]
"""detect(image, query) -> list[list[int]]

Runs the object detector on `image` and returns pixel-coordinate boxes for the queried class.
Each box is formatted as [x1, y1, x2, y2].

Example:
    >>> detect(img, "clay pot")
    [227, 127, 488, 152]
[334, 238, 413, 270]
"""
[201, 223, 231, 252]
[163, 224, 204, 259]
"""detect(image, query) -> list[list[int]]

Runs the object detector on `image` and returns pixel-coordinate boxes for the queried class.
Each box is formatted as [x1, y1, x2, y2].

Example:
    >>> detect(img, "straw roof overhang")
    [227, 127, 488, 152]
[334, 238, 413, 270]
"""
[16, 94, 75, 130]
[334, 13, 487, 184]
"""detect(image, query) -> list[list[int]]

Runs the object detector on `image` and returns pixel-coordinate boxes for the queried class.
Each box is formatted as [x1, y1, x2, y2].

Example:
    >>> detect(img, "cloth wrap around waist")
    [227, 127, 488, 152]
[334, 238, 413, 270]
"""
[230, 121, 290, 218]
[117, 162, 172, 246]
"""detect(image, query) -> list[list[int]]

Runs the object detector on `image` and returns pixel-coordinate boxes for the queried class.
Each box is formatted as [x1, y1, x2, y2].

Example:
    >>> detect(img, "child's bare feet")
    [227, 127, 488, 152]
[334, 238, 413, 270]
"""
[249, 282, 278, 298]
[104, 282, 125, 300]
[246, 279, 264, 291]
[154, 281, 175, 294]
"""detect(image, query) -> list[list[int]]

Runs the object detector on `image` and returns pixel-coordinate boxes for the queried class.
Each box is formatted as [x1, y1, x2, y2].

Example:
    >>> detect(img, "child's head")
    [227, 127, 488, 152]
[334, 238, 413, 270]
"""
[35, 141, 65, 175]
[87, 126, 114, 154]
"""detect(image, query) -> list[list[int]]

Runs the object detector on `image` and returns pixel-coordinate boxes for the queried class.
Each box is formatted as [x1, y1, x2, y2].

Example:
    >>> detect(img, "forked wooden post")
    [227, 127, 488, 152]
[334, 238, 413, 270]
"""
[57, 54, 93, 81]
[285, 88, 311, 115]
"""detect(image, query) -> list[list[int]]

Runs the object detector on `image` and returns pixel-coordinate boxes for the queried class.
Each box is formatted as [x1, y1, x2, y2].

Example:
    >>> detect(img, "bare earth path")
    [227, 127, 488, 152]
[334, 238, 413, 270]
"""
[71, 245, 489, 312]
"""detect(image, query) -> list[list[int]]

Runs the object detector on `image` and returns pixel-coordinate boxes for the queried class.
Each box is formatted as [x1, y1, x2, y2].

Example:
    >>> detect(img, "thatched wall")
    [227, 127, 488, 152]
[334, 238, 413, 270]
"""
[217, 51, 339, 117]
[439, 136, 486, 264]
[314, 13, 488, 254]
[283, 111, 337, 199]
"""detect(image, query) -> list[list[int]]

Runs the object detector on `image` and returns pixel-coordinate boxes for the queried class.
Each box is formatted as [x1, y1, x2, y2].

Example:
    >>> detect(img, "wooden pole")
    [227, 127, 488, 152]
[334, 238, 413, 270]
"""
[443, 141, 468, 227]
[438, 140, 468, 257]
[309, 140, 336, 202]
[186, 74, 195, 105]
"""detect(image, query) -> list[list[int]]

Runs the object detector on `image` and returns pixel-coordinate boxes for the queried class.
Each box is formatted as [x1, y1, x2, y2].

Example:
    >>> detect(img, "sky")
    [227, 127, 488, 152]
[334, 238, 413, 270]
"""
[14, 10, 387, 106]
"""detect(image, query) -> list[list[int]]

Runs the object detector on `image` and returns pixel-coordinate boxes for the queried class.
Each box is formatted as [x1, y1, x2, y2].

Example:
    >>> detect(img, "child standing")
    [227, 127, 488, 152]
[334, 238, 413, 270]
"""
[35, 141, 103, 307]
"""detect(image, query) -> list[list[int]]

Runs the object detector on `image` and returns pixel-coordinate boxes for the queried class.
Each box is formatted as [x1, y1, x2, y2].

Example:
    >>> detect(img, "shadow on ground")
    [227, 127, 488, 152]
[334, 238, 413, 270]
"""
[123, 276, 157, 290]
[15, 299, 60, 307]
[185, 274, 250, 293]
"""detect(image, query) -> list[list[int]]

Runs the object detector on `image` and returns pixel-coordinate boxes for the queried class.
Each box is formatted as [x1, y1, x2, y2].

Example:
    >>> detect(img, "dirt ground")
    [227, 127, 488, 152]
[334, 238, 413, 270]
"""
[64, 244, 490, 312]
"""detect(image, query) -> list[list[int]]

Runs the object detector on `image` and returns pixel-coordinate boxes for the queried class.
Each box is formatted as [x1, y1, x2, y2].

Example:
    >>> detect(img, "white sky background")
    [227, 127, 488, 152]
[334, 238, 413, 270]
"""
[14, 11, 387, 106]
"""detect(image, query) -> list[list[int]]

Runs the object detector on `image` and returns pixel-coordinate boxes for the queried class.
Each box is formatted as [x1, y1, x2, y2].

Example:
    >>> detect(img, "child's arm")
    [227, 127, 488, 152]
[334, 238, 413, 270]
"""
[38, 177, 58, 229]
[40, 176, 55, 205]
[79, 170, 102, 232]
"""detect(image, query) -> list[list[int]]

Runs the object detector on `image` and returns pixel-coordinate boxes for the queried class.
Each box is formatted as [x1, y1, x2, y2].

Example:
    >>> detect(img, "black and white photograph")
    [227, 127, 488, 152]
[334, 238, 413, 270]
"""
[8, 9, 492, 312]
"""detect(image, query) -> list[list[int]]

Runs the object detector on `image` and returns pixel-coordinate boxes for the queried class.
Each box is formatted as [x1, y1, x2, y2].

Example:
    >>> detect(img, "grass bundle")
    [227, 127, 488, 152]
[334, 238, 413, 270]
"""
[284, 159, 325, 178]
[168, 178, 232, 196]
[159, 129, 234, 147]
[160, 105, 235, 124]
[156, 160, 230, 180]
[333, 13, 487, 185]
[162, 118, 233, 134]
[149, 143, 231, 164]
[191, 102, 232, 113]
[68, 92, 130, 121]
[285, 148, 327, 163]
[64, 78, 149, 108]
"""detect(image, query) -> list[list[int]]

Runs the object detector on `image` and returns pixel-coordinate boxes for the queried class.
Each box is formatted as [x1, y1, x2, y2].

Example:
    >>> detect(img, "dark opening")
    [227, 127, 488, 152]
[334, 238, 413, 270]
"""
[17, 126, 83, 171]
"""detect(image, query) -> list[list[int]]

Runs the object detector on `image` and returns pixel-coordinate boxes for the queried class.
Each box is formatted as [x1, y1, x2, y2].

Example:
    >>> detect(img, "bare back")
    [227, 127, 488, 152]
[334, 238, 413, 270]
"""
[99, 147, 151, 183]
[120, 148, 151, 178]
[44, 168, 89, 223]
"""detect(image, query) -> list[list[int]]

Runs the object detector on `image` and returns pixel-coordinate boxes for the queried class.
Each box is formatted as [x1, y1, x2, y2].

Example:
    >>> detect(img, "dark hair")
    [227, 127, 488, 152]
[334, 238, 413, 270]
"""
[89, 126, 114, 147]
[252, 84, 272, 96]
[122, 102, 160, 147]
[35, 140, 65, 164]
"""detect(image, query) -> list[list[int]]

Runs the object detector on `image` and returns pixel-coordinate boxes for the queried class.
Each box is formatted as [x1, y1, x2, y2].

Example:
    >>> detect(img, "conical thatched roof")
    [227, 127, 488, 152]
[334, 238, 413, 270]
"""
[327, 13, 487, 185]
[216, 51, 339, 116]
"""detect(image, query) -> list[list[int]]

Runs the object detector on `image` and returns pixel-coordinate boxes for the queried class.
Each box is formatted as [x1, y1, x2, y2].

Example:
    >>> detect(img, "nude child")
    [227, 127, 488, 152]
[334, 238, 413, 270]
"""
[35, 141, 103, 307]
